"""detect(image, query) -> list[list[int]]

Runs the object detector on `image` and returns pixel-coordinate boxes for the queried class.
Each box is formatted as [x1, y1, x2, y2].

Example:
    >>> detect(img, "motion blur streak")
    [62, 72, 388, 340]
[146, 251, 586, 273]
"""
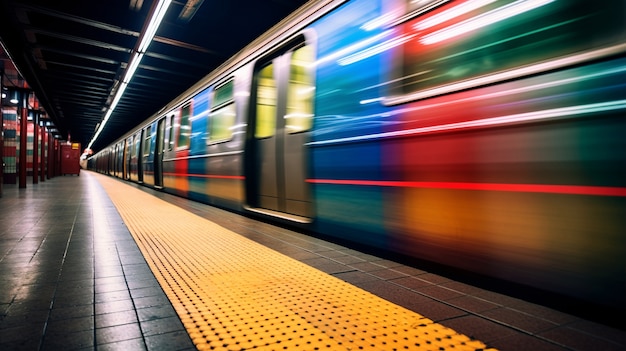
[309, 100, 626, 145]
[307, 180, 626, 197]
[420, 0, 554, 44]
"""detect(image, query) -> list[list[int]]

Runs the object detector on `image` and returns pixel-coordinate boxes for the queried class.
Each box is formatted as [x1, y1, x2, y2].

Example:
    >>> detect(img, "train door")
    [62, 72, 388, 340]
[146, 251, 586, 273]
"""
[124, 137, 131, 180]
[246, 40, 315, 222]
[114, 143, 121, 177]
[154, 118, 165, 188]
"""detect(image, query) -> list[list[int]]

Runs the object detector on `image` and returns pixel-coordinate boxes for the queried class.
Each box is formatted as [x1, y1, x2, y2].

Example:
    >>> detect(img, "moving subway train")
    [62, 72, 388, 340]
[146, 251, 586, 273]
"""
[89, 0, 626, 320]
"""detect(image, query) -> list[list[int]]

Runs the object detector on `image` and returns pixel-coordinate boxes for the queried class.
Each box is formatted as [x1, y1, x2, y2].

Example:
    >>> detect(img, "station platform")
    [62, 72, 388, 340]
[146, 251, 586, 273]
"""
[0, 172, 624, 351]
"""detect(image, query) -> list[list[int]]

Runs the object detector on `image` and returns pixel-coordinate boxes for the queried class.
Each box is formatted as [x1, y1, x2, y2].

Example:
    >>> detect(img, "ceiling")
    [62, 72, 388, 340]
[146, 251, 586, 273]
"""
[0, 0, 310, 152]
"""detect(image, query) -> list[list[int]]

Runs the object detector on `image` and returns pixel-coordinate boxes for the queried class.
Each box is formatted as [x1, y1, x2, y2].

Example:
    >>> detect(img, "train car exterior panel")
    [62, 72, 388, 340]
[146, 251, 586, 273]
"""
[89, 0, 626, 316]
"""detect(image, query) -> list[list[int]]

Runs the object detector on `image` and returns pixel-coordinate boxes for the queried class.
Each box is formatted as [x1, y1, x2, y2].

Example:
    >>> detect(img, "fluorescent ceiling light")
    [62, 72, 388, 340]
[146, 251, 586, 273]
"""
[87, 0, 172, 150]
[139, 0, 172, 53]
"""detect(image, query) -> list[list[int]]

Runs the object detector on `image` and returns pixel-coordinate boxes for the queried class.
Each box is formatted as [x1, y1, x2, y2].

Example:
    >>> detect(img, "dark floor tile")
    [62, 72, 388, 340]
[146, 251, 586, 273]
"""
[140, 316, 185, 336]
[447, 295, 500, 313]
[95, 323, 142, 344]
[414, 273, 452, 285]
[97, 337, 147, 351]
[144, 330, 195, 351]
[299, 257, 354, 274]
[286, 250, 320, 261]
[137, 304, 179, 322]
[0, 323, 44, 343]
[317, 250, 349, 259]
[95, 290, 132, 304]
[443, 315, 518, 344]
[127, 279, 160, 290]
[94, 266, 124, 279]
[488, 332, 569, 351]
[346, 261, 387, 273]
[129, 286, 165, 299]
[45, 315, 94, 334]
[354, 280, 431, 311]
[2, 308, 50, 327]
[390, 276, 435, 290]
[9, 298, 53, 313]
[0, 337, 42, 351]
[390, 265, 427, 276]
[95, 310, 139, 329]
[538, 326, 625, 351]
[50, 305, 94, 321]
[330, 254, 366, 265]
[415, 285, 465, 301]
[95, 299, 135, 315]
[95, 276, 127, 286]
[482, 307, 558, 334]
[123, 267, 155, 278]
[41, 328, 95, 350]
[507, 301, 580, 326]
[410, 300, 468, 322]
[332, 271, 379, 285]
[565, 319, 626, 345]
[473, 289, 526, 307]
[367, 268, 408, 281]
[59, 270, 95, 282]
[53, 294, 95, 309]
[95, 282, 129, 294]
[15, 284, 57, 301]
[367, 259, 404, 268]
[133, 295, 170, 309]
[440, 281, 488, 295]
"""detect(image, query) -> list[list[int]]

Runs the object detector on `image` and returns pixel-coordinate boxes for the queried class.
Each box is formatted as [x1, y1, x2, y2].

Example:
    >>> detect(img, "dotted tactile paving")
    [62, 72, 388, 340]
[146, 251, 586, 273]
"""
[95, 173, 496, 351]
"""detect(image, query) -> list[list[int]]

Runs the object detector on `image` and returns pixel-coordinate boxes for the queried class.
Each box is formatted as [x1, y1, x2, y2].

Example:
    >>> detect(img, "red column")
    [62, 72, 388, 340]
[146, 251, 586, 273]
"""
[32, 112, 39, 184]
[47, 132, 55, 179]
[18, 92, 28, 189]
[40, 125, 46, 182]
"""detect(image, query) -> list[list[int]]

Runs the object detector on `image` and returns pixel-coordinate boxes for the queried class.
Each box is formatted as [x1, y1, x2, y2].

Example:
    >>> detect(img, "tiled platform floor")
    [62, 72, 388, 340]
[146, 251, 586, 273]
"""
[0, 175, 195, 351]
[0, 173, 624, 350]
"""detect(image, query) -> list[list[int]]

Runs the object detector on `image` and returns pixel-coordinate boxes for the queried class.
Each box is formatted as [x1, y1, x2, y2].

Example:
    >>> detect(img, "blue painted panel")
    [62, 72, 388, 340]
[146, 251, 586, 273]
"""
[190, 88, 212, 156]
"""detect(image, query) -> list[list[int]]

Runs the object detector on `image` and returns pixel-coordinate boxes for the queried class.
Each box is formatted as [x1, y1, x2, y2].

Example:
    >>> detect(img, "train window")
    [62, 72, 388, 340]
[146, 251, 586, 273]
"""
[143, 126, 151, 156]
[126, 137, 132, 158]
[177, 103, 191, 149]
[167, 114, 175, 151]
[129, 135, 136, 158]
[390, 0, 625, 101]
[207, 80, 235, 143]
[134, 133, 141, 158]
[255, 63, 277, 138]
[285, 45, 314, 134]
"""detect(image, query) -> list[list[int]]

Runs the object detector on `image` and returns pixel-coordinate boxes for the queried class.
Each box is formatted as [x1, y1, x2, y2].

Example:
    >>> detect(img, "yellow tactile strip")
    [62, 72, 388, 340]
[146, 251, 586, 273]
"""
[94, 173, 496, 351]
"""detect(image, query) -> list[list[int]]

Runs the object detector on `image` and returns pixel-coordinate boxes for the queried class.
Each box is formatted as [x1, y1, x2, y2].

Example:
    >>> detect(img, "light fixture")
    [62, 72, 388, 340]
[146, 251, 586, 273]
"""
[10, 90, 19, 104]
[179, 0, 204, 21]
[87, 0, 172, 150]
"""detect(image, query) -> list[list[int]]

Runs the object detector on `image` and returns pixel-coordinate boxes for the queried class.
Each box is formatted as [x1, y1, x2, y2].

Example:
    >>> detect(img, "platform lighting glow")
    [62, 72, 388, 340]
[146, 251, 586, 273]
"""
[122, 52, 144, 84]
[421, 0, 554, 44]
[87, 0, 172, 150]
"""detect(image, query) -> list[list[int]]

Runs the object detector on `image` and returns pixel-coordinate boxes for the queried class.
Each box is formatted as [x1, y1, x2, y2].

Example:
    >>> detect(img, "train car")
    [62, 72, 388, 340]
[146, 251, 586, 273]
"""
[89, 0, 626, 320]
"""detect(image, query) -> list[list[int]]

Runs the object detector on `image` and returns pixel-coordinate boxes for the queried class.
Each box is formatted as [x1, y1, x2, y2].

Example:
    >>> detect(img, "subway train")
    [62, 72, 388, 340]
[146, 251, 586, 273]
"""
[89, 0, 626, 321]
